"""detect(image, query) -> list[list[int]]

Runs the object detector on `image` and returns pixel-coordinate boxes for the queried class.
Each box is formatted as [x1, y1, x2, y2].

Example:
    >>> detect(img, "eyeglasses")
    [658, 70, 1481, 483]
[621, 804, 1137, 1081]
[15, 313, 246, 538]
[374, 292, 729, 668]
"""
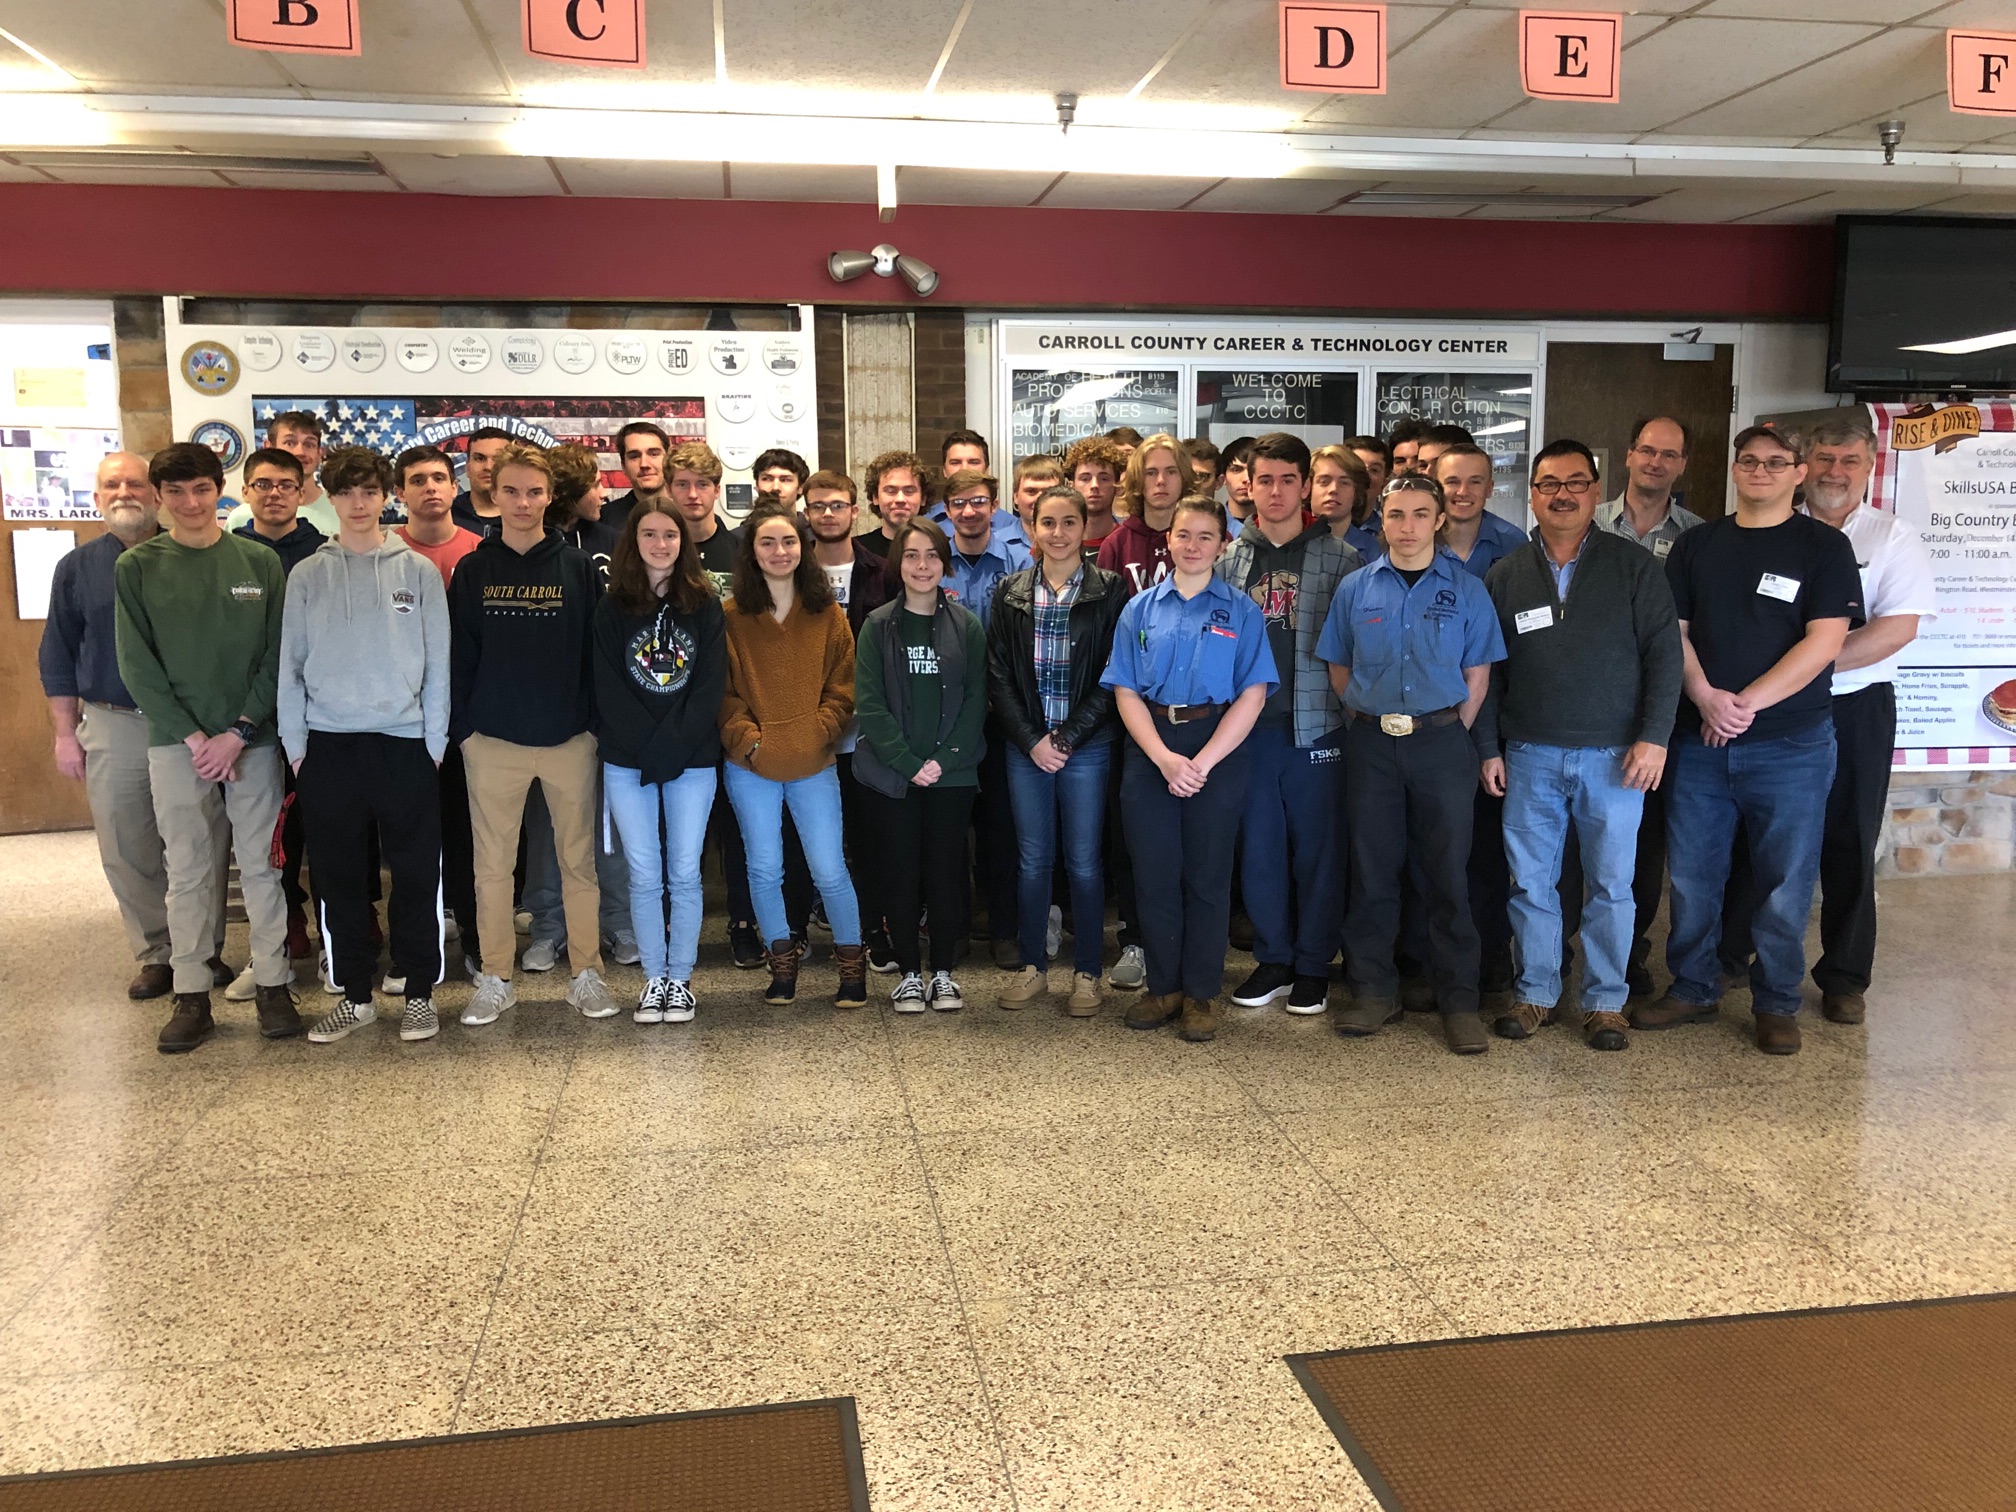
[946, 494, 995, 511]
[1532, 477, 1597, 497]
[803, 499, 852, 515]
[1630, 446, 1685, 465]
[1733, 455, 1796, 475]
[245, 479, 301, 496]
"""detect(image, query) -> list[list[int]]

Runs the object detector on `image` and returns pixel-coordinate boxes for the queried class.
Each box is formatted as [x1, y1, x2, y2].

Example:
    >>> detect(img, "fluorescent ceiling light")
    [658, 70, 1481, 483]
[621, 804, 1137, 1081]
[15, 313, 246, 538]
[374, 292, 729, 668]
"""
[16, 150, 380, 175]
[1344, 191, 1653, 208]
[0, 24, 78, 86]
[1902, 329, 2016, 355]
[0, 94, 108, 147]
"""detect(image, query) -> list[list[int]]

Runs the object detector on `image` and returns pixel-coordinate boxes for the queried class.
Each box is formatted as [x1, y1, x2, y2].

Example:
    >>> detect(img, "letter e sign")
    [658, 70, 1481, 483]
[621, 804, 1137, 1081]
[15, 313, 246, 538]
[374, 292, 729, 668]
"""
[1950, 30, 2016, 117]
[1519, 10, 1621, 103]
[227, 0, 360, 56]
[1279, 2, 1386, 95]
[524, 0, 645, 68]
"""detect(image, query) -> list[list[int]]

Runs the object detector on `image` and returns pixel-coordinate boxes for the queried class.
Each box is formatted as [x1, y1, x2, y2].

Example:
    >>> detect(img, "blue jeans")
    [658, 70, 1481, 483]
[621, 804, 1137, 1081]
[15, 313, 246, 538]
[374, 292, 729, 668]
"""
[602, 763, 716, 981]
[1004, 738, 1112, 977]
[1665, 724, 1836, 1016]
[522, 777, 629, 944]
[1502, 742, 1642, 1013]
[1240, 720, 1346, 977]
[722, 762, 862, 947]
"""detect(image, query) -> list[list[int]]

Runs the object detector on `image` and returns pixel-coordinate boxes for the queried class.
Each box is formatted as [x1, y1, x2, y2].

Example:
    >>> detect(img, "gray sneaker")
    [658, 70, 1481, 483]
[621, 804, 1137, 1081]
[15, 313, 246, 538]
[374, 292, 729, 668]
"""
[520, 938, 561, 973]
[462, 973, 516, 1027]
[308, 997, 375, 1043]
[399, 997, 439, 1042]
[569, 967, 619, 1019]
[1110, 944, 1147, 991]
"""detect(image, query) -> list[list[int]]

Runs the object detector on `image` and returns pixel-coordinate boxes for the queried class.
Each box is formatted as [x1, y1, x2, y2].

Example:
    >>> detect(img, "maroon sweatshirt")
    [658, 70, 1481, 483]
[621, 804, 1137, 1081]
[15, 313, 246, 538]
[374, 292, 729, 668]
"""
[1095, 512, 1172, 599]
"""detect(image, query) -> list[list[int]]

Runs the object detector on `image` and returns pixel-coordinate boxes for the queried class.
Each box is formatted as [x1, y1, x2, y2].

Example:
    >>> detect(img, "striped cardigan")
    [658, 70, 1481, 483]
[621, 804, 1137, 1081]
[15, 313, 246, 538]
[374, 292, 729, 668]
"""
[1215, 527, 1364, 748]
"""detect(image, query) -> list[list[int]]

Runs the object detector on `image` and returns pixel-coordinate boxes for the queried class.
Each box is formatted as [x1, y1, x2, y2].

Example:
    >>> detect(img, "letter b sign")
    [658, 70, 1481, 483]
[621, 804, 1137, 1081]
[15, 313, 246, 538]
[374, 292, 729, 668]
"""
[524, 0, 646, 67]
[226, 0, 360, 56]
[1279, 2, 1386, 95]
[1519, 10, 1622, 103]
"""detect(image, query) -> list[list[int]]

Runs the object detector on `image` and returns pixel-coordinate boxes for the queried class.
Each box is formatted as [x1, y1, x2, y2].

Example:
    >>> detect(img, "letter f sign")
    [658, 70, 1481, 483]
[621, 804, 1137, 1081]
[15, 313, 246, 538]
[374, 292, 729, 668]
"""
[227, 0, 359, 55]
[1519, 10, 1621, 102]
[1952, 31, 2016, 116]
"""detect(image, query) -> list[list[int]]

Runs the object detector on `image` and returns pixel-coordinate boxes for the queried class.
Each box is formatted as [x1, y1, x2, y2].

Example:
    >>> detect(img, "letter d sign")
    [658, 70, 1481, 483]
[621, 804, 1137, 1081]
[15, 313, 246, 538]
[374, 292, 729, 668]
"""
[227, 0, 359, 56]
[1519, 10, 1621, 103]
[1279, 2, 1386, 95]
[524, 0, 645, 67]
[1950, 30, 2016, 117]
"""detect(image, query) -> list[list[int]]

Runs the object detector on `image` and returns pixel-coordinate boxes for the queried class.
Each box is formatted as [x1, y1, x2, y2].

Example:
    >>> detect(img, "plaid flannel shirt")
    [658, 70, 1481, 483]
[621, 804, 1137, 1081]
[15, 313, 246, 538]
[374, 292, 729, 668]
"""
[1032, 566, 1082, 731]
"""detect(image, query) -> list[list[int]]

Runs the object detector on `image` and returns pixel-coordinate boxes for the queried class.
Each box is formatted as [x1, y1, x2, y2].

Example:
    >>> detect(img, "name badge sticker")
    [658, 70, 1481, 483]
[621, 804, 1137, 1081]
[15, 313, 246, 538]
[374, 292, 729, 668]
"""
[1514, 606, 1554, 635]
[1652, 538, 1672, 559]
[1757, 573, 1801, 603]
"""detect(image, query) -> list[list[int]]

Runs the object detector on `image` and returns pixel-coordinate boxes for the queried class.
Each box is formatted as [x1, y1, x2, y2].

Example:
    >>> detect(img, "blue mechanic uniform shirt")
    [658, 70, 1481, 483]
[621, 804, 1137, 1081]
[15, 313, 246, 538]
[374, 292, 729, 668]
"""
[1316, 546, 1505, 716]
[1101, 572, 1279, 706]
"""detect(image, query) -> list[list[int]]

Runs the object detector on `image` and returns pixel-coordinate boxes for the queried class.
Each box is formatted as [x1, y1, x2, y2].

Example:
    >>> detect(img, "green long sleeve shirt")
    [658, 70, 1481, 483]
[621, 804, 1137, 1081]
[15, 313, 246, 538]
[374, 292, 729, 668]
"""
[114, 530, 286, 747]
[855, 605, 988, 787]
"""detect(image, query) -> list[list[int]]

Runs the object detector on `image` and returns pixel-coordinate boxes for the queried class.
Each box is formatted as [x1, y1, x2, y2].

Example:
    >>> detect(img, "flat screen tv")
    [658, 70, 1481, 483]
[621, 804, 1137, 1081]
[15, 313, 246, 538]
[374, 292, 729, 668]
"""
[1830, 214, 2016, 394]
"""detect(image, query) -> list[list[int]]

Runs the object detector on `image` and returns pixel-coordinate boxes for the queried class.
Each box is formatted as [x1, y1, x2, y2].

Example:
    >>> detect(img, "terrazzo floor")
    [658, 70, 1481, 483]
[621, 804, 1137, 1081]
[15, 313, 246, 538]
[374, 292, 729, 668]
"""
[3, 829, 2014, 1510]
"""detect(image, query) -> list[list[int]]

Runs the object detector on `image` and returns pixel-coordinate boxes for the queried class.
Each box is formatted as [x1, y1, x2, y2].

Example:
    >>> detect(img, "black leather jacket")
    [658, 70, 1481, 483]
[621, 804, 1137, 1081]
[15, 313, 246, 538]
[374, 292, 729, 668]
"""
[985, 564, 1127, 755]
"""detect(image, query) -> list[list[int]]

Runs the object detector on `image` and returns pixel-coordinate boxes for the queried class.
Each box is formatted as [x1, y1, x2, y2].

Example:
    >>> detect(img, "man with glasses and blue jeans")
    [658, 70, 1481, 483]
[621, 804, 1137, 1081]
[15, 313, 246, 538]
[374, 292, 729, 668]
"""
[1632, 426, 1862, 1055]
[1477, 440, 1681, 1051]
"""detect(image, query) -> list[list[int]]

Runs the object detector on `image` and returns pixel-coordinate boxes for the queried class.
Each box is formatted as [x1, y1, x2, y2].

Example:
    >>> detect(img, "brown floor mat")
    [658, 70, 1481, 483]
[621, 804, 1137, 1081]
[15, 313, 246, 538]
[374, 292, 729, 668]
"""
[1289, 1293, 2016, 1511]
[0, 1398, 869, 1512]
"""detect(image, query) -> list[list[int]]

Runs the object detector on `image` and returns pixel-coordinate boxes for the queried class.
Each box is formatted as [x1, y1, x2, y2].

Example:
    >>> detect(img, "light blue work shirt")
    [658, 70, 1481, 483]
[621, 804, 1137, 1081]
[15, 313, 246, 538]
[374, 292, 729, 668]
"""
[1538, 523, 1593, 599]
[1101, 572, 1279, 707]
[1316, 546, 1505, 716]
[927, 502, 1028, 551]
[940, 530, 1032, 629]
[1447, 509, 1529, 581]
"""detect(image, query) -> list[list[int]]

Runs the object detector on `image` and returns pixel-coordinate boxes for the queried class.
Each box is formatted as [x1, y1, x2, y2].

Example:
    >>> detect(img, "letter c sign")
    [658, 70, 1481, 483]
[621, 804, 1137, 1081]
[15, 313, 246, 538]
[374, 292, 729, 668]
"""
[1518, 10, 1622, 103]
[523, 0, 645, 67]
[1279, 2, 1386, 95]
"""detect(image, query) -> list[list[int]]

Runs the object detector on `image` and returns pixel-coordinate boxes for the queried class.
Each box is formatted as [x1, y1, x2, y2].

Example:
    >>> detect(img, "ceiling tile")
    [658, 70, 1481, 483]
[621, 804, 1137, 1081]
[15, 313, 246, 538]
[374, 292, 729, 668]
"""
[894, 166, 1054, 206]
[1303, 9, 1542, 133]
[277, 5, 508, 100]
[470, 0, 718, 95]
[377, 154, 566, 195]
[0, 0, 298, 89]
[1490, 16, 1881, 136]
[1182, 178, 1374, 213]
[1136, 0, 1437, 120]
[1732, 184, 1972, 221]
[932, 0, 1217, 100]
[1037, 173, 1224, 210]
[1662, 28, 1943, 140]
[211, 171, 396, 192]
[1596, 183, 1834, 221]
[0, 161, 55, 182]
[550, 158, 726, 198]
[41, 165, 235, 186]
[720, 0, 966, 95]
[728, 163, 877, 202]
[1813, 89, 2016, 151]
[1912, 191, 2016, 214]
[1325, 199, 1487, 218]
[1697, 0, 1952, 19]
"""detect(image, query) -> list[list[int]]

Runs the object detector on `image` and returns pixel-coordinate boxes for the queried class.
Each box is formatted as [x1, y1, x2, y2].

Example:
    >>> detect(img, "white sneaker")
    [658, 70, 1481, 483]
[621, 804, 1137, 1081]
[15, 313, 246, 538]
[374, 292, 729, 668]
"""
[1110, 943, 1147, 991]
[462, 973, 516, 1026]
[634, 977, 668, 1024]
[663, 980, 697, 1024]
[1046, 904, 1063, 962]
[463, 954, 481, 981]
[400, 997, 439, 1041]
[569, 967, 619, 1019]
[381, 972, 407, 997]
[891, 972, 927, 1013]
[318, 954, 343, 996]
[307, 997, 375, 1043]
[520, 939, 560, 973]
[514, 909, 532, 936]
[442, 911, 461, 943]
[609, 932, 641, 966]
[225, 964, 257, 1002]
[927, 970, 964, 1012]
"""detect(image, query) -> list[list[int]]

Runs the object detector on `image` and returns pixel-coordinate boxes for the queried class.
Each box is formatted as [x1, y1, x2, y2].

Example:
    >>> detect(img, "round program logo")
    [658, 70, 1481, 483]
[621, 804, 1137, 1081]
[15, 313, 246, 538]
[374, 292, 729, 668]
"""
[190, 419, 246, 471]
[181, 341, 239, 397]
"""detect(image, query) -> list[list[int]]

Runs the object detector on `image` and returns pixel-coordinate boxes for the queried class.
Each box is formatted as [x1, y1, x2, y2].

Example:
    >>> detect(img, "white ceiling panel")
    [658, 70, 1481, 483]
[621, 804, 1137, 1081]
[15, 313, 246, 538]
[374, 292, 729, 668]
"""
[932, 0, 1214, 99]
[1138, 0, 1437, 119]
[1734, 184, 1974, 221]
[729, 163, 877, 203]
[40, 165, 234, 186]
[1664, 28, 1943, 141]
[467, 0, 719, 94]
[1038, 173, 1224, 210]
[210, 171, 395, 192]
[377, 154, 567, 195]
[1326, 199, 1488, 218]
[0, 0, 299, 89]
[1304, 9, 1537, 133]
[720, 0, 966, 95]
[1697, 0, 1954, 20]
[894, 166, 1054, 206]
[550, 158, 727, 199]
[0, 160, 55, 181]
[1812, 90, 2016, 151]
[1597, 183, 1832, 222]
[282, 9, 507, 101]
[1911, 192, 2016, 215]
[1492, 17, 1880, 136]
[1183, 177, 1374, 213]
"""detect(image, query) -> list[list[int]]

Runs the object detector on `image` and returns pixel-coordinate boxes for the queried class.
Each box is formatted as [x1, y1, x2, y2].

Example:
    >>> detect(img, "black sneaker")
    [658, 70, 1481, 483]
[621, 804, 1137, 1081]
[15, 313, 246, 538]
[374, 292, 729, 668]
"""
[1231, 962, 1296, 1008]
[729, 920, 765, 970]
[865, 926, 898, 975]
[1285, 975, 1330, 1016]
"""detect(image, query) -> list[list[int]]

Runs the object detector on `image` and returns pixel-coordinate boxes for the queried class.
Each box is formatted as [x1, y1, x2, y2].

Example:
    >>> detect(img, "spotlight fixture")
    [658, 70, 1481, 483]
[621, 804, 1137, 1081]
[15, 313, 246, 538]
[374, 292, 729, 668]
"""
[825, 242, 939, 297]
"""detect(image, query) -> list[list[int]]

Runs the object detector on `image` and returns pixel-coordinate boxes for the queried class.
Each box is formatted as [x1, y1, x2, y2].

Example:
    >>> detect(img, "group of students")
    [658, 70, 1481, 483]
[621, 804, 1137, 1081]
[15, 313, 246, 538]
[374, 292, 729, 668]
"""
[40, 400, 1927, 1060]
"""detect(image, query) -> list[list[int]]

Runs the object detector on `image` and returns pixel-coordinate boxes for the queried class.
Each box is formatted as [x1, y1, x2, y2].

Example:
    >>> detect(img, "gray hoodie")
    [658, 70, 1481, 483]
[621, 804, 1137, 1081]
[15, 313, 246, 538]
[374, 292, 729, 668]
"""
[278, 532, 451, 763]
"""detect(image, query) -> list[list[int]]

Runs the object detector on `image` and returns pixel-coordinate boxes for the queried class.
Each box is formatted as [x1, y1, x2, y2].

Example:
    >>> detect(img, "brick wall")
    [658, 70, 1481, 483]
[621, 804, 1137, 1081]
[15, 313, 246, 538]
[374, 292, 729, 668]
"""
[912, 307, 967, 464]
[1881, 772, 2016, 876]
[814, 307, 847, 476]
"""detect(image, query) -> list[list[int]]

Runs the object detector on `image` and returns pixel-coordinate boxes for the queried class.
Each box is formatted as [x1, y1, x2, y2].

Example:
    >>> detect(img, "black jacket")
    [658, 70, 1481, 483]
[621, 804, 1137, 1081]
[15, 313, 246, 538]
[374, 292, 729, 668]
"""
[234, 519, 326, 576]
[986, 564, 1127, 755]
[841, 548, 896, 638]
[447, 531, 598, 746]
[591, 593, 726, 785]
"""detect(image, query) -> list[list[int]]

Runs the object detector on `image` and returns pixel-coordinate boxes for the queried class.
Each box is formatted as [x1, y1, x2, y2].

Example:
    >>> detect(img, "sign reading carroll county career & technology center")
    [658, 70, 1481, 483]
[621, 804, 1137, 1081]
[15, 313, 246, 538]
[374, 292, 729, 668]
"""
[1873, 399, 2016, 769]
[164, 301, 818, 517]
[1001, 324, 1540, 362]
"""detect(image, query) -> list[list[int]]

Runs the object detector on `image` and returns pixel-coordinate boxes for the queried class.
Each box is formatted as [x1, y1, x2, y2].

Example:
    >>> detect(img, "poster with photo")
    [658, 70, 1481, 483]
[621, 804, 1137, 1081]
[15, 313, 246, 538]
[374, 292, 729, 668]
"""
[1008, 369, 1181, 461]
[0, 428, 120, 521]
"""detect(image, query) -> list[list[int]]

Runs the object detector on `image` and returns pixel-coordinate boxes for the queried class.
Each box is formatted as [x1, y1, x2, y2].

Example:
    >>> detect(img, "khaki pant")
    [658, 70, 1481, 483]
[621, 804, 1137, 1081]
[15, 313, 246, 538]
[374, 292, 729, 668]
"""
[462, 731, 603, 980]
[148, 741, 289, 995]
[79, 705, 225, 965]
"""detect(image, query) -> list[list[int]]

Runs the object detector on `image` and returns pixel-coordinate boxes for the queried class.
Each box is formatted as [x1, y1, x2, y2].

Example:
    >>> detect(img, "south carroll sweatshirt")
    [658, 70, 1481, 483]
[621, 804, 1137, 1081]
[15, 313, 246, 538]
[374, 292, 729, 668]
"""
[592, 593, 726, 785]
[448, 531, 598, 747]
[278, 533, 451, 764]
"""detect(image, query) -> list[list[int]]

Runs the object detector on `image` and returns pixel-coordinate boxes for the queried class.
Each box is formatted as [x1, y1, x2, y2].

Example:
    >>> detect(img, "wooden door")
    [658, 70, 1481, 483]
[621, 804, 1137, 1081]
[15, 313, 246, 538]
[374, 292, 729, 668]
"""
[2, 517, 100, 834]
[1542, 342, 1735, 519]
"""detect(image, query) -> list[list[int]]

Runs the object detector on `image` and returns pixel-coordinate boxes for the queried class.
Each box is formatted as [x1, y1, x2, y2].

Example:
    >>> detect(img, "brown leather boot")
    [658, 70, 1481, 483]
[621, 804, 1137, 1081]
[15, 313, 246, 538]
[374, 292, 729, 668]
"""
[1754, 1013, 1801, 1055]
[127, 964, 173, 1001]
[1334, 996, 1401, 1037]
[255, 983, 303, 1039]
[1123, 991, 1182, 1030]
[1581, 1010, 1630, 1051]
[1492, 1001, 1554, 1040]
[833, 943, 868, 1009]
[158, 993, 214, 1054]
[764, 938, 801, 1004]
[1822, 992, 1866, 1025]
[1176, 996, 1220, 1043]
[1629, 994, 1719, 1030]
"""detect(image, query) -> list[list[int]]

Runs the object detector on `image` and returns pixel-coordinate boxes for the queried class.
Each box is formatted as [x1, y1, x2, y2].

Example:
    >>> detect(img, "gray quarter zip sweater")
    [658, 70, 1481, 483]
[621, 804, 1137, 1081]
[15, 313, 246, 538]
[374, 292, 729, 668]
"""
[1477, 527, 1682, 754]
[277, 532, 452, 763]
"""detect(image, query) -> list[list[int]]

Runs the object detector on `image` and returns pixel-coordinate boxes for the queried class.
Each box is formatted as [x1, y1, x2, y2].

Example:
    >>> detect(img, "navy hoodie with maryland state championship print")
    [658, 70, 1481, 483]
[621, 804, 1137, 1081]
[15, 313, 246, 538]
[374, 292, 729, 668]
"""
[447, 531, 598, 746]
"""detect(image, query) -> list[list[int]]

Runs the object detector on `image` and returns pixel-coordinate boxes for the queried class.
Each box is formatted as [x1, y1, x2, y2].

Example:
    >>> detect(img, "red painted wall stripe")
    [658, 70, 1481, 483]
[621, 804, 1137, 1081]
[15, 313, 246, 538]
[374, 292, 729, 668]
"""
[0, 183, 1833, 319]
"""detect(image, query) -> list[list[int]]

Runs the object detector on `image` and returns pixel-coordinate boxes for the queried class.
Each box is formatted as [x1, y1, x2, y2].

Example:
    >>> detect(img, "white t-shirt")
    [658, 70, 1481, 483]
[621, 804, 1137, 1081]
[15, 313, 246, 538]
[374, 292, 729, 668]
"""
[1811, 504, 1938, 696]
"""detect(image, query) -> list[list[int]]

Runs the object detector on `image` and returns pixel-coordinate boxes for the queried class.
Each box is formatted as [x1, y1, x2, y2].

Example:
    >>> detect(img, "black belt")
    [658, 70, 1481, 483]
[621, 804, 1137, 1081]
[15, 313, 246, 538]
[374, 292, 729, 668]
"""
[1149, 702, 1227, 725]
[1348, 707, 1460, 736]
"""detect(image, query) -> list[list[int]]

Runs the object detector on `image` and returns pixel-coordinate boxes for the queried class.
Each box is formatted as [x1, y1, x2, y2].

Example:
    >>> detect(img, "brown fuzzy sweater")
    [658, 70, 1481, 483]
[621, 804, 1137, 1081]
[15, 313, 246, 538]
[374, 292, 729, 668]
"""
[719, 595, 856, 782]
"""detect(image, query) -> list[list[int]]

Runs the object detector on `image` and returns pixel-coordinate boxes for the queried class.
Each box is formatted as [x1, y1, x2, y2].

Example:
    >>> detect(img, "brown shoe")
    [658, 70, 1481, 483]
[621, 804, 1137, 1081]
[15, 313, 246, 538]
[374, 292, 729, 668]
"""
[1176, 996, 1220, 1042]
[1441, 1011, 1490, 1055]
[1628, 994, 1719, 1030]
[1492, 1000, 1553, 1040]
[999, 966, 1047, 1007]
[1822, 992, 1866, 1025]
[833, 943, 868, 1009]
[1066, 973, 1102, 1016]
[255, 983, 303, 1039]
[127, 964, 173, 1001]
[1581, 1010, 1630, 1051]
[1124, 991, 1183, 1031]
[206, 954, 233, 989]
[158, 993, 214, 1054]
[1334, 996, 1402, 1037]
[1755, 1013, 1801, 1055]
[764, 938, 802, 1004]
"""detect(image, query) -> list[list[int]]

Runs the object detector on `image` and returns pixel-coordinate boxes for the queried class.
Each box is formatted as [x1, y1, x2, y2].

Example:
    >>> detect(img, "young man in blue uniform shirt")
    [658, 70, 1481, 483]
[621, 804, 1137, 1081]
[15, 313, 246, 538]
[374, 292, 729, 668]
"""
[1318, 474, 1506, 1055]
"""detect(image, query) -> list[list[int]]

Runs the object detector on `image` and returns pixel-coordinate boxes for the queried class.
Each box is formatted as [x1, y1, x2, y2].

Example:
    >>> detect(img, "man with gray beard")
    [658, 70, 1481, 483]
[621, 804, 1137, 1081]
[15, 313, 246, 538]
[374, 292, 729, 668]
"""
[39, 453, 230, 1000]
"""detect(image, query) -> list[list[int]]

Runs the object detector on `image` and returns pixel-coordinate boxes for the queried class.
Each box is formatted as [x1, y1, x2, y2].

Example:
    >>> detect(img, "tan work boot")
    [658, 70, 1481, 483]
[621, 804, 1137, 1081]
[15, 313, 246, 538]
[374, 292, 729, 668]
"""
[1066, 973, 1101, 1016]
[1176, 996, 1220, 1043]
[1492, 1000, 1553, 1040]
[1821, 992, 1866, 1025]
[1629, 994, 1718, 1030]
[1581, 1010, 1629, 1051]
[1124, 991, 1183, 1031]
[1754, 1013, 1801, 1055]
[999, 965, 1047, 1007]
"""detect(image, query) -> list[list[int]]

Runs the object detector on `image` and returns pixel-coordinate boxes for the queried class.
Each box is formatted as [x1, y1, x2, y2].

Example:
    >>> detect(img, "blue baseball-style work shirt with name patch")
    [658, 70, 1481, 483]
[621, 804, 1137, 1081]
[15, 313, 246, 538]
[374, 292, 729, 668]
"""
[1316, 547, 1505, 716]
[1101, 573, 1279, 707]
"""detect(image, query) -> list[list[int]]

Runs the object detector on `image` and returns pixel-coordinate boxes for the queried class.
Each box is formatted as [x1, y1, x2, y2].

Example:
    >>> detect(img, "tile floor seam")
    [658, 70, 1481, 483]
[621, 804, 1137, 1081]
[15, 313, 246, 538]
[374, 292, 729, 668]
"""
[446, 1032, 584, 1433]
[874, 996, 1024, 1512]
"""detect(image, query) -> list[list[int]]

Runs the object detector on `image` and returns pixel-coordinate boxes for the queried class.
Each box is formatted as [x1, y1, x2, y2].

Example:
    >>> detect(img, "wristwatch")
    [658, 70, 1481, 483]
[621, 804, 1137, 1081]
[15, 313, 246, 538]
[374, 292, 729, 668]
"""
[229, 719, 259, 744]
